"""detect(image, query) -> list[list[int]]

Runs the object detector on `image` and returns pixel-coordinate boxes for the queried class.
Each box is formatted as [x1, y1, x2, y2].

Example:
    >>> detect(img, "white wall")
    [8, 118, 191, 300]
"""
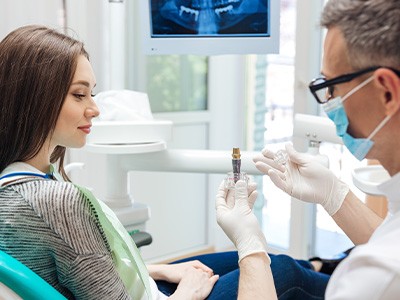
[0, 1, 61, 39]
[0, 0, 110, 92]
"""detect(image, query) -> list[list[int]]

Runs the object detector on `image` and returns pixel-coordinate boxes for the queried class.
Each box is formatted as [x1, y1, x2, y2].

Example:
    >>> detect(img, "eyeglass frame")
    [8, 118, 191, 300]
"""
[309, 66, 400, 104]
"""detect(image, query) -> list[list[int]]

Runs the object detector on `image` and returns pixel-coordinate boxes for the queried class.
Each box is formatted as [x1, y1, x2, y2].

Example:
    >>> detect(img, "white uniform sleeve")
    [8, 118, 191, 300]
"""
[326, 254, 400, 300]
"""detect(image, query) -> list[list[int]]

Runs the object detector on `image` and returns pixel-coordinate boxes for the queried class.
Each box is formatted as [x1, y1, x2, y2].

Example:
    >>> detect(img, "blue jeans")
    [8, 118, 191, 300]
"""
[156, 251, 330, 299]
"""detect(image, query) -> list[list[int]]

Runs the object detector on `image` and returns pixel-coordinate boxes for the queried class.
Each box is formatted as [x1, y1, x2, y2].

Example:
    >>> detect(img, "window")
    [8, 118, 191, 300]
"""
[259, 0, 296, 250]
[252, 0, 359, 257]
[127, 1, 208, 114]
[146, 55, 208, 113]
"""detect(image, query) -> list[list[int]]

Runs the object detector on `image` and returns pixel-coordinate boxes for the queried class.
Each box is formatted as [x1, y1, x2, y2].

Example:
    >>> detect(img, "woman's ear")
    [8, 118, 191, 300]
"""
[374, 68, 400, 116]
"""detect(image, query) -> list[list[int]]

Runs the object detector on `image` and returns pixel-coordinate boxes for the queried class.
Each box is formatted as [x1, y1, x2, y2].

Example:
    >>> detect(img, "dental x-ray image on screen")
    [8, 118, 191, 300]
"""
[151, 0, 269, 36]
[140, 0, 280, 55]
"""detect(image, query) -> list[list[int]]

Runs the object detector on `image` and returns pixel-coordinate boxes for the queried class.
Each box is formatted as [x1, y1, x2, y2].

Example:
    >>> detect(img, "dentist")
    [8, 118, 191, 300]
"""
[218, 0, 400, 299]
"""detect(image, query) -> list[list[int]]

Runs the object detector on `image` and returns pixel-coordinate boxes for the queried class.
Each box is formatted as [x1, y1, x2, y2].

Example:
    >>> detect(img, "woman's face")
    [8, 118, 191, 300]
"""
[51, 55, 99, 149]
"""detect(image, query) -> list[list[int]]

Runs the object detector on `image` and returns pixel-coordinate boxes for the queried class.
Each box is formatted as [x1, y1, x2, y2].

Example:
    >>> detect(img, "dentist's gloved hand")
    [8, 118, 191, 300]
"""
[253, 143, 349, 216]
[216, 180, 269, 263]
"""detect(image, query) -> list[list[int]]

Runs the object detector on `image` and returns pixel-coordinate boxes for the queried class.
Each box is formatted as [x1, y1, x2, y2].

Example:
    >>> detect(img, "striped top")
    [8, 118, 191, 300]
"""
[0, 177, 132, 299]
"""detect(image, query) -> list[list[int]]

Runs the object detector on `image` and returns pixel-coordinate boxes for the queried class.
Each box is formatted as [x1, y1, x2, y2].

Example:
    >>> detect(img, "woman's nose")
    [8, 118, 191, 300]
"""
[86, 99, 100, 118]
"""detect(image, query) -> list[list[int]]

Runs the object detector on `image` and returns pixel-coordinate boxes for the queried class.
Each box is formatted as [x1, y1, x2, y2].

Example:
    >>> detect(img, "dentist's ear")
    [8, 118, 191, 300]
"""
[374, 68, 400, 115]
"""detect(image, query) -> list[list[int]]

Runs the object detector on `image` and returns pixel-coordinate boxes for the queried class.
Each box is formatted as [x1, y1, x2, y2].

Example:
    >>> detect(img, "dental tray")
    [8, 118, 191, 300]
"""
[86, 120, 173, 145]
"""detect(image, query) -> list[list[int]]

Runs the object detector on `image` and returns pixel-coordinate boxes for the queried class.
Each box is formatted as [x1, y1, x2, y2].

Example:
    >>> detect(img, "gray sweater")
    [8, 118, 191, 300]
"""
[0, 178, 131, 299]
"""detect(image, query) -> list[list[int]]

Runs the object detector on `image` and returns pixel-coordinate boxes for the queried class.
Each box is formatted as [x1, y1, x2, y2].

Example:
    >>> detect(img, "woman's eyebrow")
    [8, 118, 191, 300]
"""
[71, 80, 96, 88]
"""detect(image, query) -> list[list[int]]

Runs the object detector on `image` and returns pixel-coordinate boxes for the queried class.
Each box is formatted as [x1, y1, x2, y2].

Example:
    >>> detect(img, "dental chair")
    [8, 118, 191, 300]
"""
[0, 249, 66, 300]
[0, 232, 152, 299]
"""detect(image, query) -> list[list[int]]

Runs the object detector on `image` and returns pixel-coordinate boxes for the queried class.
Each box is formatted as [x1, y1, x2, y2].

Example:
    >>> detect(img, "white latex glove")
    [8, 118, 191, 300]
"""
[216, 180, 269, 263]
[253, 143, 349, 216]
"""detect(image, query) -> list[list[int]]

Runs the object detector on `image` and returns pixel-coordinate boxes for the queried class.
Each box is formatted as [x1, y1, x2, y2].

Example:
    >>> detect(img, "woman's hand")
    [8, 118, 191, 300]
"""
[170, 266, 219, 300]
[148, 260, 214, 283]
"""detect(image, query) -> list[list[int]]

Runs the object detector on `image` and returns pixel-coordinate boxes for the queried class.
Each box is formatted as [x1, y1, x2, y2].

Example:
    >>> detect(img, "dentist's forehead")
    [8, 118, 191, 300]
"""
[322, 27, 352, 78]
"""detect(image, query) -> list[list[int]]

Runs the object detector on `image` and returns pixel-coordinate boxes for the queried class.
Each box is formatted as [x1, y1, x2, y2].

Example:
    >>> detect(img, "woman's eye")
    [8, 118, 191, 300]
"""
[74, 94, 85, 99]
[73, 91, 95, 100]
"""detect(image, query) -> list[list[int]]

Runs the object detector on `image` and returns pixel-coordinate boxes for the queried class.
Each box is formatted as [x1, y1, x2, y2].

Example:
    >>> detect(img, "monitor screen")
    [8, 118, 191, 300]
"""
[140, 0, 280, 55]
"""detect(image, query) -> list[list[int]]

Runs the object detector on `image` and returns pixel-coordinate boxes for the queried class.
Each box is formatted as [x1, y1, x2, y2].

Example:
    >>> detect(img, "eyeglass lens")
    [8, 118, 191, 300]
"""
[312, 78, 332, 103]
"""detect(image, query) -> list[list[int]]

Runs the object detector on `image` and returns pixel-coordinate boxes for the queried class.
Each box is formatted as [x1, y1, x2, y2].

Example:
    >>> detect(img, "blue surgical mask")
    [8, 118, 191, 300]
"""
[323, 76, 391, 161]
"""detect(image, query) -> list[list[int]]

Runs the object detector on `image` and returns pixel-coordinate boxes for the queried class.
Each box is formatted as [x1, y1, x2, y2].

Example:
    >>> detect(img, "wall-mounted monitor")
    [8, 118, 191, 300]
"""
[140, 0, 280, 55]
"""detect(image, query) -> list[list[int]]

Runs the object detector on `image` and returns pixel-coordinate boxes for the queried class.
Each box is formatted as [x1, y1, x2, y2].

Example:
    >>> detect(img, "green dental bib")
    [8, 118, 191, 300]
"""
[76, 185, 152, 300]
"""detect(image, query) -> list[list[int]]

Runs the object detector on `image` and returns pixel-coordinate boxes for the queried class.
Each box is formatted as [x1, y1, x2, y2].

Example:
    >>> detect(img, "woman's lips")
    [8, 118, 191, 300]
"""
[78, 125, 91, 134]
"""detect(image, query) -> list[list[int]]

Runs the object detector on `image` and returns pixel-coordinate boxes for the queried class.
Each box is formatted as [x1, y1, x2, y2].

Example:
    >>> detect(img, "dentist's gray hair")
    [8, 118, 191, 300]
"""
[321, 0, 400, 69]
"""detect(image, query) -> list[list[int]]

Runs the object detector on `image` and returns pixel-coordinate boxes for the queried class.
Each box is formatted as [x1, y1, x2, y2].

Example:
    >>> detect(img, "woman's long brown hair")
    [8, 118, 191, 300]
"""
[0, 25, 89, 180]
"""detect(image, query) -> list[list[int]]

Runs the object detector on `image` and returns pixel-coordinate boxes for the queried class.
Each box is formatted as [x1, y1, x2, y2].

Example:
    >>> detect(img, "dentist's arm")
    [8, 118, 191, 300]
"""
[216, 181, 277, 299]
[331, 190, 383, 245]
[253, 143, 383, 245]
[239, 253, 275, 300]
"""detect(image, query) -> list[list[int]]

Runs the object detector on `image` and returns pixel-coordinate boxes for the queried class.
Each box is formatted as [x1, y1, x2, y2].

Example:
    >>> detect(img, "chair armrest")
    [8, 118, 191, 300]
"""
[130, 231, 153, 248]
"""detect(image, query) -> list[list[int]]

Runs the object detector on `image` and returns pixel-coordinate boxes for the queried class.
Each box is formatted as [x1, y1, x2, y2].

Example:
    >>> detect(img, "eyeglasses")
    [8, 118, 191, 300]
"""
[309, 66, 400, 104]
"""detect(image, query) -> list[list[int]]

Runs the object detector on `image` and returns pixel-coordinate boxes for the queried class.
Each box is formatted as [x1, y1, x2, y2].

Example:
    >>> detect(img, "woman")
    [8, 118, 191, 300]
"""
[0, 24, 218, 300]
[0, 25, 332, 300]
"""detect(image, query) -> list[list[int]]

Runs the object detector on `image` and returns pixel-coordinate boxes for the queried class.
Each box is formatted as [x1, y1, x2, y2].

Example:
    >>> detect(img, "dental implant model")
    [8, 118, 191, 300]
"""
[225, 147, 248, 189]
[274, 149, 289, 165]
[232, 147, 241, 183]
